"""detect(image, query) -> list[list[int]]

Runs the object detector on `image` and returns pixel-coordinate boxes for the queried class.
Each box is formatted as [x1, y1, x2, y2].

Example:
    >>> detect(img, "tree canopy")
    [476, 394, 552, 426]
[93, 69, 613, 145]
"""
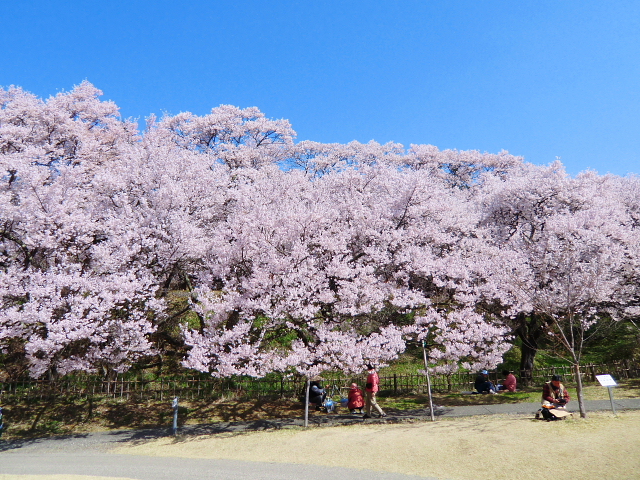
[1, 82, 638, 398]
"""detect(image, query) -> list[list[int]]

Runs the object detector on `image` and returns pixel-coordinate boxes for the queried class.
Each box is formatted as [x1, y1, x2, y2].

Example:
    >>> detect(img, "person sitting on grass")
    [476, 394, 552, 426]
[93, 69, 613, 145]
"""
[498, 370, 517, 392]
[348, 383, 364, 414]
[536, 374, 572, 420]
[474, 370, 497, 394]
[542, 375, 570, 408]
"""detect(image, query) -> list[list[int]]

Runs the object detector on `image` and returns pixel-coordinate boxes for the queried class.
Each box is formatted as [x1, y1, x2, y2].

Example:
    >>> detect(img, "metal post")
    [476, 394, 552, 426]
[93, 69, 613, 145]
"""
[304, 379, 310, 428]
[422, 340, 436, 422]
[172, 396, 179, 435]
[607, 387, 617, 416]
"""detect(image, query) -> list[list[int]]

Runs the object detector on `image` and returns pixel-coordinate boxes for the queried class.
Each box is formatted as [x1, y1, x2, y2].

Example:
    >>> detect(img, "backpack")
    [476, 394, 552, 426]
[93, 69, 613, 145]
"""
[323, 397, 335, 413]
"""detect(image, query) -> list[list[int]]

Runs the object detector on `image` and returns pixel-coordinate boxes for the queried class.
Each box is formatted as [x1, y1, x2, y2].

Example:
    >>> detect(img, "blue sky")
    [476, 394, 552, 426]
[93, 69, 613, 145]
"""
[2, 1, 638, 176]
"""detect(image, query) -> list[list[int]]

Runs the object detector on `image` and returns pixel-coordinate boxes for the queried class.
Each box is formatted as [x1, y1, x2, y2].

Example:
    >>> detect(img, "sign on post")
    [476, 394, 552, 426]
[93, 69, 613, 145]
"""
[595, 375, 617, 415]
[596, 374, 617, 387]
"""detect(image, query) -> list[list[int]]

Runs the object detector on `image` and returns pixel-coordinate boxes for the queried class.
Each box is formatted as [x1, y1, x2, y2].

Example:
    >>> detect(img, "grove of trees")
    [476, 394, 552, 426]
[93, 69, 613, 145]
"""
[1, 82, 639, 414]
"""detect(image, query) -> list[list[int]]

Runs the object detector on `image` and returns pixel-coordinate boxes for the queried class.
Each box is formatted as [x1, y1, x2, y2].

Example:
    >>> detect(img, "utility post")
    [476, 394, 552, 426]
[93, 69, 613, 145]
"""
[172, 396, 179, 435]
[304, 378, 310, 428]
[422, 340, 435, 421]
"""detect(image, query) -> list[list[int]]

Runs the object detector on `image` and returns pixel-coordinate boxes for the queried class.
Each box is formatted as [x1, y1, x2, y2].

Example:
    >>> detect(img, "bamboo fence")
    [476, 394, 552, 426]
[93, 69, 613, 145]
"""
[0, 360, 637, 402]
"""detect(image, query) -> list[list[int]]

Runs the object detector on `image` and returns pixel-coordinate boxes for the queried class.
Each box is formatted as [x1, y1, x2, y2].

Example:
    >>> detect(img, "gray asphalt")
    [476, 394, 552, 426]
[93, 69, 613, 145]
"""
[439, 397, 640, 417]
[0, 453, 430, 480]
[1, 398, 638, 480]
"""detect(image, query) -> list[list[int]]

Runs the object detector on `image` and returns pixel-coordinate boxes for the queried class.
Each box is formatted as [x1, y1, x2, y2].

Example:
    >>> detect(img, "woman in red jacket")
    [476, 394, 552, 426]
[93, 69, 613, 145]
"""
[363, 364, 386, 419]
[347, 383, 364, 414]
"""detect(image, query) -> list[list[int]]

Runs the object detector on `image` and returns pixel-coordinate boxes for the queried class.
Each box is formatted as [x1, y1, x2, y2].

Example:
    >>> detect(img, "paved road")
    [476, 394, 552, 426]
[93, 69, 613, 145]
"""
[0, 452, 430, 480]
[1, 398, 638, 480]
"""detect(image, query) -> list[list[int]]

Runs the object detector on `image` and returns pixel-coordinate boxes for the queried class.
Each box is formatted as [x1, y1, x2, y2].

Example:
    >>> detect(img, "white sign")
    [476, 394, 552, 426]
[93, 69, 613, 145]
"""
[596, 374, 617, 387]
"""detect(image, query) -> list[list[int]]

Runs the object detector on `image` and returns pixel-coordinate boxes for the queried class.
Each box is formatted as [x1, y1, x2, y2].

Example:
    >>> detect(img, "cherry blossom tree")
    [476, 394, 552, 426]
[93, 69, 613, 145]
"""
[0, 82, 303, 378]
[0, 267, 161, 378]
[0, 82, 162, 378]
[478, 164, 639, 416]
[181, 151, 514, 379]
[152, 104, 295, 169]
[399, 144, 523, 188]
[475, 162, 583, 379]
[404, 308, 510, 375]
[8, 80, 635, 395]
[181, 164, 415, 377]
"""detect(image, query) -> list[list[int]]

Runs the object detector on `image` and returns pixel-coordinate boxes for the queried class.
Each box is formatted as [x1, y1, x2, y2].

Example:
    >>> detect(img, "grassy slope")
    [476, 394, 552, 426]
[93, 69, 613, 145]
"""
[2, 379, 638, 439]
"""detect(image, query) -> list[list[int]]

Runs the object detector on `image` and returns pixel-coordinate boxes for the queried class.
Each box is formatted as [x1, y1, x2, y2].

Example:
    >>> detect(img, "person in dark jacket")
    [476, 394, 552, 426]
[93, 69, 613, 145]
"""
[474, 370, 497, 394]
[309, 381, 326, 408]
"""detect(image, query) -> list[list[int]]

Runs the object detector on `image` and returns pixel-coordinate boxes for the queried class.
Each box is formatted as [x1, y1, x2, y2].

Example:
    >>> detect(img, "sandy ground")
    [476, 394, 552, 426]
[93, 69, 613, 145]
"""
[0, 477, 137, 480]
[117, 411, 640, 480]
[3, 411, 640, 480]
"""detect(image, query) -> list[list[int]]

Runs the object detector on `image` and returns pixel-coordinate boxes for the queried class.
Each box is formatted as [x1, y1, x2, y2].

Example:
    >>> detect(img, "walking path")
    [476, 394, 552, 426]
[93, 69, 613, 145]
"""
[437, 397, 640, 418]
[162, 397, 640, 433]
[0, 398, 638, 480]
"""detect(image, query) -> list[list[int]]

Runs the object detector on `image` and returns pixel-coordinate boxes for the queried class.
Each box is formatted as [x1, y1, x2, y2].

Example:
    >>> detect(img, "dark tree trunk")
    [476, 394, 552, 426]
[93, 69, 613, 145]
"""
[519, 342, 538, 386]
[515, 313, 546, 386]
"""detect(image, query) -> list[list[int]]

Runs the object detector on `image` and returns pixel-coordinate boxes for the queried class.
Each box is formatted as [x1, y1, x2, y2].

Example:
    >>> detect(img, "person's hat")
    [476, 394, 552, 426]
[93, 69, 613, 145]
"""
[481, 370, 489, 375]
[551, 374, 562, 382]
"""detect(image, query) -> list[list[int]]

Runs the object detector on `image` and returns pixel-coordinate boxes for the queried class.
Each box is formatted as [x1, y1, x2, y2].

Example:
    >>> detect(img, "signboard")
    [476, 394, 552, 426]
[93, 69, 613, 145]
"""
[596, 374, 617, 387]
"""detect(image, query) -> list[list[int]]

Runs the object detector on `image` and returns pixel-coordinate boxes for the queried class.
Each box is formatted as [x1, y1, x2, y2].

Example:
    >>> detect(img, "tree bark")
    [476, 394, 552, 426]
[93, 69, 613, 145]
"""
[519, 342, 537, 386]
[573, 363, 587, 418]
[515, 313, 545, 386]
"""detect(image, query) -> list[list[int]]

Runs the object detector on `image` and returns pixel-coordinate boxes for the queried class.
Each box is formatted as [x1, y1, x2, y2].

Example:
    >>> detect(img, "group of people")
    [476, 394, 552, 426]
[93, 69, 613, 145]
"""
[311, 366, 571, 421]
[475, 369, 571, 420]
[308, 365, 387, 419]
[474, 369, 518, 394]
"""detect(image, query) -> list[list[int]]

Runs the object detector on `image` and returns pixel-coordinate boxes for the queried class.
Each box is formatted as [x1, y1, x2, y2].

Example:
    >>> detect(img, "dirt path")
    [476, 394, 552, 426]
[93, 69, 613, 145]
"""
[0, 477, 136, 480]
[2, 411, 639, 480]
[113, 411, 640, 480]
